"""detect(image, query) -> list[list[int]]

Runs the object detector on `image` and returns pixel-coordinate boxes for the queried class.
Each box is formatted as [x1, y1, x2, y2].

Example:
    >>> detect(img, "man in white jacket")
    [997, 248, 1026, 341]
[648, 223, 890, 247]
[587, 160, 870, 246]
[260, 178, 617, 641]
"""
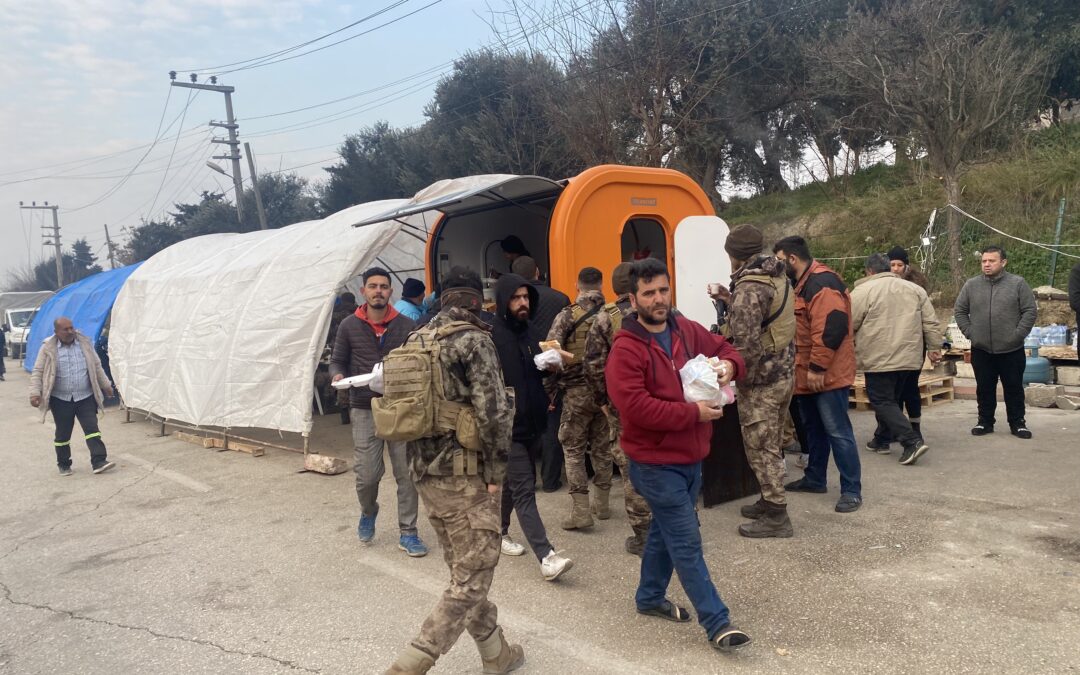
[29, 317, 115, 475]
[852, 254, 943, 466]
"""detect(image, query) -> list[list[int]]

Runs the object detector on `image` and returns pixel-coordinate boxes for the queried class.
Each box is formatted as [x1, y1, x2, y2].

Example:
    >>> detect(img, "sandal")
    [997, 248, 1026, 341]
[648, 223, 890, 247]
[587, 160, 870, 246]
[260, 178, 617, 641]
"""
[711, 624, 751, 652]
[636, 599, 691, 623]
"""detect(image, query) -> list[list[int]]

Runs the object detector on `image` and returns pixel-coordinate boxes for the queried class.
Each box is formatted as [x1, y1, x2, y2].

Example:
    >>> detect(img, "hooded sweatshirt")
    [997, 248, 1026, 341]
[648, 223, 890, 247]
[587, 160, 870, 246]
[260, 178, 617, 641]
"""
[492, 274, 548, 442]
[605, 312, 745, 466]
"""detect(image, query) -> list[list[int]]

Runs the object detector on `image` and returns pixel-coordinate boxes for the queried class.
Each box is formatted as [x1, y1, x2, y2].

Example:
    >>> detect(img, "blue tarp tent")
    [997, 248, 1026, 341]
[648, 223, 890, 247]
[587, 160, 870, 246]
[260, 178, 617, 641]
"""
[23, 264, 142, 373]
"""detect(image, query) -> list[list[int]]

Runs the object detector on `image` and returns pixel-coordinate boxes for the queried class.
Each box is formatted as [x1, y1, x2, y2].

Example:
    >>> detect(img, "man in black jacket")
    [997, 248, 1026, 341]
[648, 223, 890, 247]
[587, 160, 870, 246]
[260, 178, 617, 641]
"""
[492, 273, 573, 582]
[510, 255, 571, 492]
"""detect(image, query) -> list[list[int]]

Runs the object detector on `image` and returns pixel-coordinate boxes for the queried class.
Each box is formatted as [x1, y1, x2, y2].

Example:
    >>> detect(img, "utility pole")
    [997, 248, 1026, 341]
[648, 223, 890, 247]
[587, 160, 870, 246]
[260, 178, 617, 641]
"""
[1048, 197, 1066, 287]
[170, 73, 245, 224]
[20, 201, 63, 287]
[104, 224, 118, 269]
[244, 142, 269, 230]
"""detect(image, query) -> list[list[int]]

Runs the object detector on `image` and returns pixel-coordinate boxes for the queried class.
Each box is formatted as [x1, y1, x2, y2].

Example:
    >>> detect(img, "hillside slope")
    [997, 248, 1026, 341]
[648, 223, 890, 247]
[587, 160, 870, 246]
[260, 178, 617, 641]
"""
[722, 124, 1080, 296]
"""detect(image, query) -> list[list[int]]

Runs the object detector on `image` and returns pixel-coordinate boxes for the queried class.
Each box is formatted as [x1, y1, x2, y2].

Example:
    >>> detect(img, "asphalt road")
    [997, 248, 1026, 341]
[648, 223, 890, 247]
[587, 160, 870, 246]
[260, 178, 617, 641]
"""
[1, 363, 1078, 674]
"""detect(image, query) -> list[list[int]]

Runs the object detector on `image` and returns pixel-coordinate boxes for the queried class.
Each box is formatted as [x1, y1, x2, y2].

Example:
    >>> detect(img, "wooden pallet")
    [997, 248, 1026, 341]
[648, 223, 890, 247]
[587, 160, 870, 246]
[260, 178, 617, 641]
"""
[849, 374, 955, 411]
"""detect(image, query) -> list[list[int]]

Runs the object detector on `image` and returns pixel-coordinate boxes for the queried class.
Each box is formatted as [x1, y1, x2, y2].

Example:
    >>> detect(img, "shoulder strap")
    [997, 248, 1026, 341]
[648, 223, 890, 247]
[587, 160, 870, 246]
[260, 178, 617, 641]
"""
[568, 304, 603, 337]
[761, 279, 790, 329]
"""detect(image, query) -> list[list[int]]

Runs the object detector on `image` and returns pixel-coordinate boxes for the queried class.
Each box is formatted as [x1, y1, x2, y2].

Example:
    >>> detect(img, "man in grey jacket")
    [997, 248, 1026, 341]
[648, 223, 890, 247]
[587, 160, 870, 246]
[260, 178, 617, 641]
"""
[29, 317, 116, 475]
[954, 246, 1037, 439]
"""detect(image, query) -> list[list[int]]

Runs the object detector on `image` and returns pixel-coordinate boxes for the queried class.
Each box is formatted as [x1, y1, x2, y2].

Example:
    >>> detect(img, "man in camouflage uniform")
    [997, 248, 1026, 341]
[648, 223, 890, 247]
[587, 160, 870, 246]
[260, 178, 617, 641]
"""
[385, 269, 524, 675]
[716, 225, 797, 538]
[546, 266, 614, 531]
[584, 262, 653, 555]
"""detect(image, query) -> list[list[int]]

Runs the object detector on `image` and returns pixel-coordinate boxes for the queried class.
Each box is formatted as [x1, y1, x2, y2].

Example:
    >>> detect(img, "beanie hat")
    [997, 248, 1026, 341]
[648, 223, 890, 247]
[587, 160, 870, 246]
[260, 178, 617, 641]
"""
[611, 262, 633, 295]
[402, 277, 425, 298]
[887, 246, 909, 265]
[724, 224, 764, 260]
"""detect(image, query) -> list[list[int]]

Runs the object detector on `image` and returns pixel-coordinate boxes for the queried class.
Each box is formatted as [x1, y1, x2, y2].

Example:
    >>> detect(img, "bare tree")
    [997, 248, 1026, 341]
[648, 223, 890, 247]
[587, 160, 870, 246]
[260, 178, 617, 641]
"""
[817, 0, 1049, 289]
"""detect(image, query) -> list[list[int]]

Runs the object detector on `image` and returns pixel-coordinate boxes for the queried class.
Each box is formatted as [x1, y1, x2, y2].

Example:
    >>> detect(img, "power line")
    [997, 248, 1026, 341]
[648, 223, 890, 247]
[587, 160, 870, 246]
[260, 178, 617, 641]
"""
[210, 1, 446, 76]
[180, 1, 413, 73]
[64, 88, 201, 213]
[146, 89, 196, 218]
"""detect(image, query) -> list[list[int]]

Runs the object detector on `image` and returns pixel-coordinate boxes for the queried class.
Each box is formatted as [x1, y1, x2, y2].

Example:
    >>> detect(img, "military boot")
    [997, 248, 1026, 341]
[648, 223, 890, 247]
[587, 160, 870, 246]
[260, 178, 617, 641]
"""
[737, 502, 793, 538]
[739, 498, 767, 519]
[591, 487, 611, 520]
[475, 626, 525, 674]
[625, 524, 648, 557]
[384, 645, 435, 675]
[561, 493, 594, 530]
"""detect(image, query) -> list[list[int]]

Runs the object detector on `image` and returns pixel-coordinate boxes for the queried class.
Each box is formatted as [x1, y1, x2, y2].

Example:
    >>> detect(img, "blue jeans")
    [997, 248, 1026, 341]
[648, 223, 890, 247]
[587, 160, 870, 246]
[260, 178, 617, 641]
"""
[629, 459, 730, 639]
[797, 388, 862, 497]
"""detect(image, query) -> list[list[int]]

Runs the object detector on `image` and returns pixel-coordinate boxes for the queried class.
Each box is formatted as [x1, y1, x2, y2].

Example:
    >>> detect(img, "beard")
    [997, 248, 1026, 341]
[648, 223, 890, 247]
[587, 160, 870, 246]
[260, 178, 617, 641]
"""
[513, 306, 529, 321]
[639, 305, 668, 325]
[367, 297, 387, 309]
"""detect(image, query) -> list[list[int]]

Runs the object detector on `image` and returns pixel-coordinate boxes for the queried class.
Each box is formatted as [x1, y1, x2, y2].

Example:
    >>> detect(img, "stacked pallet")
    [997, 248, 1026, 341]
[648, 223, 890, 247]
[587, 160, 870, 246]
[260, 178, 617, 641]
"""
[849, 373, 955, 411]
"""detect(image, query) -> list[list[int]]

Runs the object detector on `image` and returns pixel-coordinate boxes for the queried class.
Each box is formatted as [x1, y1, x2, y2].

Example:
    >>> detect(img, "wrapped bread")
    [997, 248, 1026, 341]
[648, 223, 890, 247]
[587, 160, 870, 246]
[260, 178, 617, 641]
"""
[539, 339, 562, 352]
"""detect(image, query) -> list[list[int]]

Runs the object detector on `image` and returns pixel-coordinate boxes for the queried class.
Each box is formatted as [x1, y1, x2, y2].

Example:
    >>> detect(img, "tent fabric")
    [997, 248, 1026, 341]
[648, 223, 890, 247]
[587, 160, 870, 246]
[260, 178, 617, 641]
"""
[23, 265, 142, 373]
[109, 199, 422, 435]
[353, 174, 563, 226]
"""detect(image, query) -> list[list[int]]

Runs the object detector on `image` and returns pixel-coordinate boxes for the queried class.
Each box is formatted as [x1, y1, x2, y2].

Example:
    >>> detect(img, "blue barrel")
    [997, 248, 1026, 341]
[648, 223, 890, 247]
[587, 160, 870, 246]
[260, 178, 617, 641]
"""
[1023, 346, 1053, 385]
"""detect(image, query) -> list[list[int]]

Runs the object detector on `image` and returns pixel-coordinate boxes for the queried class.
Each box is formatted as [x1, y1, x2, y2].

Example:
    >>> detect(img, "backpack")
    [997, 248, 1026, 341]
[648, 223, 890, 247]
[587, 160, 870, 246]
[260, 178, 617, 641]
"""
[562, 303, 604, 365]
[602, 302, 624, 334]
[371, 321, 485, 464]
[734, 274, 795, 353]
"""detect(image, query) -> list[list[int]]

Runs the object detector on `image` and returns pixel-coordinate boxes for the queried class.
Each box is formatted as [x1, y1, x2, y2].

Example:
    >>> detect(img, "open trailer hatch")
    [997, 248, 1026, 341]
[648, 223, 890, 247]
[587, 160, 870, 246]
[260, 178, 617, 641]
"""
[352, 175, 565, 227]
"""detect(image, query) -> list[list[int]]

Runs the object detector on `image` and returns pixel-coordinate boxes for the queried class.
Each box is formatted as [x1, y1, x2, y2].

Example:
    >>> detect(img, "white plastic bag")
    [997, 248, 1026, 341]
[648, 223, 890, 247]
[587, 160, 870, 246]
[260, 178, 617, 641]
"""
[679, 355, 736, 407]
[369, 362, 384, 395]
[534, 349, 565, 371]
[331, 362, 384, 394]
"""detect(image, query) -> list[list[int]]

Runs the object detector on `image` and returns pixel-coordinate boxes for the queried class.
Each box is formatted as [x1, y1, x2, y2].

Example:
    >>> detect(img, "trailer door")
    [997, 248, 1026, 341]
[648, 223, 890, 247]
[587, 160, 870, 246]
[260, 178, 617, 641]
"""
[674, 215, 731, 329]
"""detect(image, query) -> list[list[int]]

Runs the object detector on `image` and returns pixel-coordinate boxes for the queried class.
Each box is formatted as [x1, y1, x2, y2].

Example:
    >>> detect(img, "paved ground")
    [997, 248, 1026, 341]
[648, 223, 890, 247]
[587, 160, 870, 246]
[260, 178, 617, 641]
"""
[1, 362, 1079, 674]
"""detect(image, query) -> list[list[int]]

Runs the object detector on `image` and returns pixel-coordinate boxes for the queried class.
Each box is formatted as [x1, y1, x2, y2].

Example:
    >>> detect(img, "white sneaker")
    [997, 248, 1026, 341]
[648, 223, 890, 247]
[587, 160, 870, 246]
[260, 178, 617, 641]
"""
[501, 535, 526, 556]
[540, 550, 573, 581]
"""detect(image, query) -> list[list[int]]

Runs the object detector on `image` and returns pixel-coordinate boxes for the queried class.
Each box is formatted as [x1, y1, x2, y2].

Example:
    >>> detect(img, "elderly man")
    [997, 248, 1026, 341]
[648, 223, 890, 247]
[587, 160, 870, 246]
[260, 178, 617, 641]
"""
[852, 254, 944, 466]
[954, 246, 1037, 439]
[29, 317, 116, 475]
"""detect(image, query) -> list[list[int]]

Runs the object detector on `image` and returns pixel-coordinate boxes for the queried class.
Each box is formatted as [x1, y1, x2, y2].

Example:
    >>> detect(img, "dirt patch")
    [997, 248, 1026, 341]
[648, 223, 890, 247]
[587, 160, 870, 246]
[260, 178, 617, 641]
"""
[1036, 535, 1080, 562]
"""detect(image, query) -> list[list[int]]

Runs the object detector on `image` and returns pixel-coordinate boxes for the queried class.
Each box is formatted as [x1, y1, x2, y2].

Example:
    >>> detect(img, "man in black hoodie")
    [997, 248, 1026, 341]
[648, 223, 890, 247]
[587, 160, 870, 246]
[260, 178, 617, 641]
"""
[492, 273, 574, 582]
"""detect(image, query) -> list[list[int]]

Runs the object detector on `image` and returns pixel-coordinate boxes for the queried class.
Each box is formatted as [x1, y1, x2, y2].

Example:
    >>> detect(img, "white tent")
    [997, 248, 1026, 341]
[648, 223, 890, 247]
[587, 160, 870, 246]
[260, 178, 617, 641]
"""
[110, 199, 429, 435]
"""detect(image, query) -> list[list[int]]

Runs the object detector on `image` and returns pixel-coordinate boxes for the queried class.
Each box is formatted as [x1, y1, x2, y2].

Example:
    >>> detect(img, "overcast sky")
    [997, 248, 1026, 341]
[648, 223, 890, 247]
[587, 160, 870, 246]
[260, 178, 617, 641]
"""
[0, 0, 506, 282]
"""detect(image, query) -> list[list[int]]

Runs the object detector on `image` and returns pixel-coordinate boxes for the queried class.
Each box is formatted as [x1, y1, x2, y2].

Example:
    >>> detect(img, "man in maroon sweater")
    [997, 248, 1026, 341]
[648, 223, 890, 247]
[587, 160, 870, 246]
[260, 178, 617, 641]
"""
[605, 258, 751, 653]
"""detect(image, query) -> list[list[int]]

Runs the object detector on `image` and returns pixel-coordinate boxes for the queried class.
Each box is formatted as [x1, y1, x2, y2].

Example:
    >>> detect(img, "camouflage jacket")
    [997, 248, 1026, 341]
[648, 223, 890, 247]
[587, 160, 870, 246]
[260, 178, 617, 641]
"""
[545, 289, 606, 391]
[407, 307, 513, 485]
[727, 255, 795, 387]
[583, 293, 631, 408]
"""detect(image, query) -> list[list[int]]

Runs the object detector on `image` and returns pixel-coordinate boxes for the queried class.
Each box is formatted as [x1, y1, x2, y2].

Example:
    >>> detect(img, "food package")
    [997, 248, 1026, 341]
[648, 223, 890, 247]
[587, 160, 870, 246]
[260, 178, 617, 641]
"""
[679, 354, 736, 407]
[539, 339, 561, 352]
[534, 348, 565, 371]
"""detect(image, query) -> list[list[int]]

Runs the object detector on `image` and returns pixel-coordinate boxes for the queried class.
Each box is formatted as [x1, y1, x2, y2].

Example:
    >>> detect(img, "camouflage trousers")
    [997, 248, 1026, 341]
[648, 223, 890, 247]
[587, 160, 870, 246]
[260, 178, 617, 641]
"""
[558, 387, 613, 496]
[608, 426, 652, 533]
[739, 377, 794, 505]
[411, 474, 501, 660]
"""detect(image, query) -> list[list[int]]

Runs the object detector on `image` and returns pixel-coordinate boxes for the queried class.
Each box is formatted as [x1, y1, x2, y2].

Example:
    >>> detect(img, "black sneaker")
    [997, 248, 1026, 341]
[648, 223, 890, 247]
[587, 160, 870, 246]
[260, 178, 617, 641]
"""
[1010, 425, 1032, 439]
[835, 495, 862, 513]
[92, 461, 116, 474]
[971, 424, 994, 436]
[899, 443, 929, 466]
[58, 466, 73, 476]
[866, 438, 891, 454]
[784, 478, 827, 494]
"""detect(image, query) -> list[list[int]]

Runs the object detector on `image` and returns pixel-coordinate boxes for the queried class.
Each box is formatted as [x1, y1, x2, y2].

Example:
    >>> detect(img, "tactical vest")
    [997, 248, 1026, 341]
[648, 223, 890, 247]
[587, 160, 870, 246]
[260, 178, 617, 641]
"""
[602, 302, 624, 334]
[563, 303, 604, 365]
[371, 321, 483, 475]
[734, 273, 795, 353]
